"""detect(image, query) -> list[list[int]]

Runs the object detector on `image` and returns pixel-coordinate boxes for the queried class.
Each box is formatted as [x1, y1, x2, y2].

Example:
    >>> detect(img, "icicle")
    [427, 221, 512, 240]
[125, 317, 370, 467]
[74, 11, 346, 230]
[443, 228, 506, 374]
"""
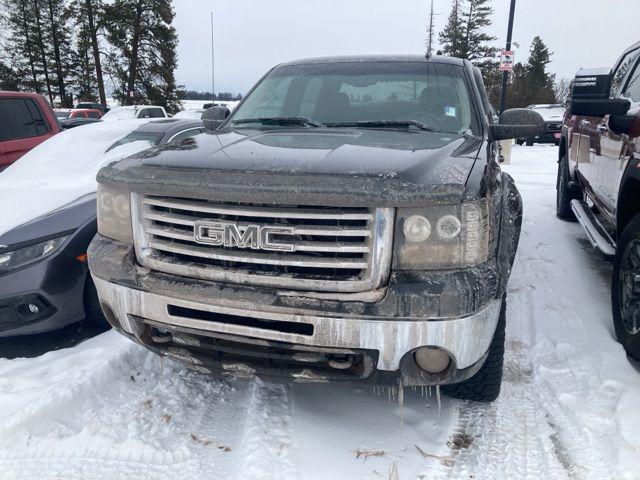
[398, 383, 404, 427]
[436, 385, 442, 415]
[388, 386, 392, 402]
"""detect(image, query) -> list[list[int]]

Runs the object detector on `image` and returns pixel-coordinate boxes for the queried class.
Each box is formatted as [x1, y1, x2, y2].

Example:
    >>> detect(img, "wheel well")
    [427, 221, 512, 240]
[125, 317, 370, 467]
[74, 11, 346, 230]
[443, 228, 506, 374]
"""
[618, 176, 640, 234]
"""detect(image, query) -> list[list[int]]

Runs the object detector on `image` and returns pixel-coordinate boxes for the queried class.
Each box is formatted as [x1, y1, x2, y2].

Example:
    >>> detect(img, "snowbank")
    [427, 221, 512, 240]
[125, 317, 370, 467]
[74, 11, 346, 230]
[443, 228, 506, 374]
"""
[0, 121, 157, 236]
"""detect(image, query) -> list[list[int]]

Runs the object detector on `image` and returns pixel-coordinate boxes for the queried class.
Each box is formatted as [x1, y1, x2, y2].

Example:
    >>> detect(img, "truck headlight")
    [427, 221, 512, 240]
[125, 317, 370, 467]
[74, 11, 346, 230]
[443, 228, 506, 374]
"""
[394, 201, 489, 270]
[0, 235, 68, 272]
[97, 184, 133, 243]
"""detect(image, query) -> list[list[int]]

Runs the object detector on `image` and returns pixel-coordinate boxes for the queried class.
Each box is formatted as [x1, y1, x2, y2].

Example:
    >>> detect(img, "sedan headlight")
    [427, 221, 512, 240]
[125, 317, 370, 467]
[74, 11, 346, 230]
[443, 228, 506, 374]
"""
[394, 201, 489, 270]
[97, 184, 133, 243]
[0, 235, 68, 272]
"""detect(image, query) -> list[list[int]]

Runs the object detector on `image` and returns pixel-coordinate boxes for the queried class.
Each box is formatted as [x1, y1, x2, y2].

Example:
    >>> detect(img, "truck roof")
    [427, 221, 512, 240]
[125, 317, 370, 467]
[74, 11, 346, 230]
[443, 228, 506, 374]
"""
[279, 54, 465, 67]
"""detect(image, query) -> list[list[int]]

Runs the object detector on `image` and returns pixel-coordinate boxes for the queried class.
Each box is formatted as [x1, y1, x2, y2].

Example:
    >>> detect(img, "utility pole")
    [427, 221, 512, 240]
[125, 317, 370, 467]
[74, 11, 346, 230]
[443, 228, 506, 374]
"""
[210, 12, 215, 103]
[499, 0, 517, 115]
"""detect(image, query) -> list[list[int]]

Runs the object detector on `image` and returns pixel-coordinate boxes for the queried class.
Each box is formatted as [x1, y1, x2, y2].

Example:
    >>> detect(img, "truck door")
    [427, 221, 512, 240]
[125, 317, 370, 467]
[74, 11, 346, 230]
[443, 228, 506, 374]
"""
[579, 48, 639, 219]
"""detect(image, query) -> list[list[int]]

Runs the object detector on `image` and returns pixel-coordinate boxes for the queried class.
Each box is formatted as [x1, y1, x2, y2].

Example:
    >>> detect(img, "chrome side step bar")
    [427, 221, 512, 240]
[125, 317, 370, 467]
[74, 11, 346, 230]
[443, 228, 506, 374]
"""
[570, 200, 616, 259]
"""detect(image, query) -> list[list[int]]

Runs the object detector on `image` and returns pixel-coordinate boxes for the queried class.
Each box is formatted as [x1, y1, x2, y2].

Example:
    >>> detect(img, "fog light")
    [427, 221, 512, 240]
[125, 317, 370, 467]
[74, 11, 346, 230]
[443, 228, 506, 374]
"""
[28, 303, 40, 314]
[414, 347, 451, 374]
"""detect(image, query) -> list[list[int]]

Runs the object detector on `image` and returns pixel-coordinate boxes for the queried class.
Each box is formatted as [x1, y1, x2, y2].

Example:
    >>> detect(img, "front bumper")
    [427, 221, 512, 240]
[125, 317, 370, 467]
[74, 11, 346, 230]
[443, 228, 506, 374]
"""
[90, 235, 504, 385]
[94, 276, 501, 373]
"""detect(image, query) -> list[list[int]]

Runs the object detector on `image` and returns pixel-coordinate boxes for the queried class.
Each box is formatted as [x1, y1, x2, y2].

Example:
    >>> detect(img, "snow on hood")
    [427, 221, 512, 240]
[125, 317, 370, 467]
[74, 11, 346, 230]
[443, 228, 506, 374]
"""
[0, 121, 157, 237]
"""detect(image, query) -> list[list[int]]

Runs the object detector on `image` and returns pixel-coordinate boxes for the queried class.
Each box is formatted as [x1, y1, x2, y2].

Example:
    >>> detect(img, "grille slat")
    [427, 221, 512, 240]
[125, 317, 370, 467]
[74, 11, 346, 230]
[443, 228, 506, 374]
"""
[142, 197, 373, 221]
[133, 195, 394, 293]
[147, 239, 369, 269]
[143, 212, 372, 237]
[147, 225, 369, 253]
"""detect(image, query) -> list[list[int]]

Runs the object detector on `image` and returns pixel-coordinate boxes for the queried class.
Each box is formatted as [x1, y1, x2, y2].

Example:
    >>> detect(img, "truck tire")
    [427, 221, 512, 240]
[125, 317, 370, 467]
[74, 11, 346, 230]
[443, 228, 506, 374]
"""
[442, 295, 506, 402]
[612, 214, 640, 361]
[516, 139, 524, 146]
[556, 154, 580, 220]
[526, 139, 534, 146]
[83, 276, 109, 328]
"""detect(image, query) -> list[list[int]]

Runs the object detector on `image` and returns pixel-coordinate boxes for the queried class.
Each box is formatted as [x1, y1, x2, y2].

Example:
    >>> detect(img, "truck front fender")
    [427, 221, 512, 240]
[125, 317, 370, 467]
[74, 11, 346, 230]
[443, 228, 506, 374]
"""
[496, 172, 523, 295]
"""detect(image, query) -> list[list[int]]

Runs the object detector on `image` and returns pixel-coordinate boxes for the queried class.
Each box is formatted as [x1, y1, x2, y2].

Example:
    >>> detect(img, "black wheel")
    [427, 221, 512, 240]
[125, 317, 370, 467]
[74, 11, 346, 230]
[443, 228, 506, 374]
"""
[612, 215, 640, 360]
[442, 295, 506, 402]
[516, 139, 524, 146]
[556, 154, 580, 221]
[525, 139, 534, 146]
[83, 276, 109, 329]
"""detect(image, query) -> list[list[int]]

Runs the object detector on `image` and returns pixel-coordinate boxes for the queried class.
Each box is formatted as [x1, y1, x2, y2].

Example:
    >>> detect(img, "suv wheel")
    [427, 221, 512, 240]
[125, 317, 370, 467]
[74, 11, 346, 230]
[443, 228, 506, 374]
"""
[612, 214, 640, 360]
[442, 295, 506, 402]
[556, 154, 580, 220]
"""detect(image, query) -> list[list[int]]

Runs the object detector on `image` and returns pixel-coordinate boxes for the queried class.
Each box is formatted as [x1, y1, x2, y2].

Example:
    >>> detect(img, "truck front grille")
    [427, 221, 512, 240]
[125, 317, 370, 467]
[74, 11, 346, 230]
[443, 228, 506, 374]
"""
[132, 195, 394, 293]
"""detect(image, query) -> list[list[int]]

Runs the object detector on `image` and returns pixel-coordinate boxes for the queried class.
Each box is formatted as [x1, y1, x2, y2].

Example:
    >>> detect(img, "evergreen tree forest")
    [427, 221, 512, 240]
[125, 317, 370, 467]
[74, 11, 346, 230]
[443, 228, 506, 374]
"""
[0, 0, 182, 112]
[436, 0, 561, 109]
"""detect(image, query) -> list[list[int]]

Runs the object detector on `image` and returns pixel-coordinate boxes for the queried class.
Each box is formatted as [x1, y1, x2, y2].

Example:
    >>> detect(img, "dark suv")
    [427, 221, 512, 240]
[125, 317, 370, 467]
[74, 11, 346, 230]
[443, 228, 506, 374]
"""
[89, 55, 544, 402]
[557, 40, 640, 360]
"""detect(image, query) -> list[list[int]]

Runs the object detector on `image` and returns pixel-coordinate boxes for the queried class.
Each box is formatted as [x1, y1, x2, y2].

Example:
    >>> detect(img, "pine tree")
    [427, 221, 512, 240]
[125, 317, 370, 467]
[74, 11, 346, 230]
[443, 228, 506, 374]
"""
[524, 36, 557, 105]
[69, 0, 107, 103]
[439, 0, 496, 61]
[44, 0, 76, 106]
[104, 0, 180, 112]
[0, 0, 42, 92]
[461, 0, 496, 61]
[0, 61, 20, 90]
[439, 0, 465, 58]
[32, 0, 55, 103]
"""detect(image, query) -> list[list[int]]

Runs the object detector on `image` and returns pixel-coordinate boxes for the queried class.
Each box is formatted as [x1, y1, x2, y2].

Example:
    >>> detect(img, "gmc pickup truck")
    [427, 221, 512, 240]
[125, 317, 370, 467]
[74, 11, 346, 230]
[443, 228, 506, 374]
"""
[89, 55, 544, 402]
[557, 41, 640, 361]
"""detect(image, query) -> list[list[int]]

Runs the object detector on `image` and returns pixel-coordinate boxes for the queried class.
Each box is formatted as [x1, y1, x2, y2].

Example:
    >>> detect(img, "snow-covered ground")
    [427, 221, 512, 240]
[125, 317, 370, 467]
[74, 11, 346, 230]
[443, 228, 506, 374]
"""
[1, 145, 639, 480]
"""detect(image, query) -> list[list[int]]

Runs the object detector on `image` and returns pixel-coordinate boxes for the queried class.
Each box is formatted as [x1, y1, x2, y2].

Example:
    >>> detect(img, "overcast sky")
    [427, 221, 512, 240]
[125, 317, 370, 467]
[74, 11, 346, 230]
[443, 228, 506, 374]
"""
[173, 0, 639, 94]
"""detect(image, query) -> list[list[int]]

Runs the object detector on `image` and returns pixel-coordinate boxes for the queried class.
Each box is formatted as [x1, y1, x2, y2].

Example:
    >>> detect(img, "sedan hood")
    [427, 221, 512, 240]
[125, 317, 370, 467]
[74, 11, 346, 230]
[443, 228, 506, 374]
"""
[0, 195, 96, 248]
[100, 128, 484, 207]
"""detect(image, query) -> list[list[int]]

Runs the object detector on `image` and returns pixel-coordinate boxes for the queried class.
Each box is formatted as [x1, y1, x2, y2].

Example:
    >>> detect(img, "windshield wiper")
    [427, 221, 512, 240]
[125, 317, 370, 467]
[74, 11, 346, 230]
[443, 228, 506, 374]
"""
[326, 120, 437, 132]
[232, 117, 325, 128]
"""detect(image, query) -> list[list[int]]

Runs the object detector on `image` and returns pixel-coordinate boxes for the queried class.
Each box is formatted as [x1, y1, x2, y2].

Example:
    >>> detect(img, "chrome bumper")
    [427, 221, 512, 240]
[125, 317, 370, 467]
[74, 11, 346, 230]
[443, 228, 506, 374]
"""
[93, 276, 502, 372]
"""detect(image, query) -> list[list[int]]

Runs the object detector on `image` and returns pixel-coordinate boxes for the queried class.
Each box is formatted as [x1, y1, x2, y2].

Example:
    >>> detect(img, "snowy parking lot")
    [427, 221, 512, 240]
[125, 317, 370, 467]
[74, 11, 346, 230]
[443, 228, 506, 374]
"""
[1, 144, 639, 480]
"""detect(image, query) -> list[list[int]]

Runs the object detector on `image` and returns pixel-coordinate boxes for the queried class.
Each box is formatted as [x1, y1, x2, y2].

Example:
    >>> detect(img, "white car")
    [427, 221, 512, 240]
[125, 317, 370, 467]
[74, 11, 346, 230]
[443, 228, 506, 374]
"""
[174, 109, 206, 120]
[101, 105, 168, 121]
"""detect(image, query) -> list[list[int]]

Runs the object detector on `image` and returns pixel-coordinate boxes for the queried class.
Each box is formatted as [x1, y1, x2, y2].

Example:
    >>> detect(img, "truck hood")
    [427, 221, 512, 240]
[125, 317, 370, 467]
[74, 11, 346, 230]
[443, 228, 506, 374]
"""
[99, 128, 484, 207]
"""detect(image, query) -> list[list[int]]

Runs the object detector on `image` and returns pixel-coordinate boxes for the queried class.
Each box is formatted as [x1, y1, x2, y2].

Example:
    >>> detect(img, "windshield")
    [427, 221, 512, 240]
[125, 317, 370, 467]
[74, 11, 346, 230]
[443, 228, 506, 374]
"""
[55, 111, 70, 119]
[230, 61, 478, 134]
[102, 108, 136, 121]
[106, 131, 163, 152]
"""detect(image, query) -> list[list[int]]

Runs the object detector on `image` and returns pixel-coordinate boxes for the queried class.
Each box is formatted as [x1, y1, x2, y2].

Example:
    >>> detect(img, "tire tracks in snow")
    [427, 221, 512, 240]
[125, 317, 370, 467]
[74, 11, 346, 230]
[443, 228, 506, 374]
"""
[0, 341, 297, 480]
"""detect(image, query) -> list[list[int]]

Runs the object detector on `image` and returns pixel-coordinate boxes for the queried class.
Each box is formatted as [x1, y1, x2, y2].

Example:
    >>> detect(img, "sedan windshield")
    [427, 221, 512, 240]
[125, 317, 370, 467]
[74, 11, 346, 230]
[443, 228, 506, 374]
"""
[229, 61, 478, 134]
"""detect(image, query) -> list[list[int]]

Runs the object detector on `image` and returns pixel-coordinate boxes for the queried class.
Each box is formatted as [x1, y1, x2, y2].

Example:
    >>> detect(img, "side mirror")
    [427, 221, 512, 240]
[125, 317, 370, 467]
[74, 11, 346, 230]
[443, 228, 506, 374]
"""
[570, 98, 630, 117]
[572, 68, 612, 100]
[202, 105, 231, 132]
[609, 114, 638, 136]
[490, 108, 545, 141]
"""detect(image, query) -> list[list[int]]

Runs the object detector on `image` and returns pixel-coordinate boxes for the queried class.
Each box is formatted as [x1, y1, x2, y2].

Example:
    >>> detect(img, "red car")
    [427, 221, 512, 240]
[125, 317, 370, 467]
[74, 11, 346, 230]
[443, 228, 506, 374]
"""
[0, 91, 61, 171]
[55, 108, 103, 120]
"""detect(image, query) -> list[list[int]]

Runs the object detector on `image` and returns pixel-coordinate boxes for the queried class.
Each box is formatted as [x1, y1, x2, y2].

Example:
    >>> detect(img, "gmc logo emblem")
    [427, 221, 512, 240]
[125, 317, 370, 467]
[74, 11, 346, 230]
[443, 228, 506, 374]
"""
[194, 221, 295, 252]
